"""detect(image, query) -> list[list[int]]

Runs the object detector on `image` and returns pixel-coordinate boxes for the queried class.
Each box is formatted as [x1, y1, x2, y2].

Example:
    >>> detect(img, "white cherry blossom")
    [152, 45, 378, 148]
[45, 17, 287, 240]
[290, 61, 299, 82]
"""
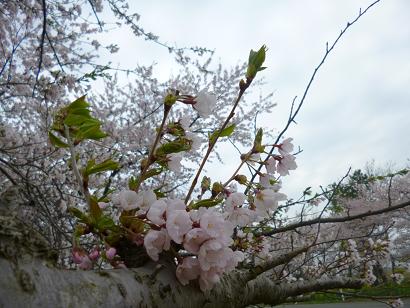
[144, 229, 171, 261]
[176, 257, 201, 286]
[193, 89, 216, 118]
[183, 228, 210, 254]
[166, 210, 192, 244]
[167, 153, 183, 173]
[146, 199, 167, 225]
[277, 154, 297, 176]
[111, 190, 142, 211]
[255, 189, 287, 217]
[278, 137, 294, 156]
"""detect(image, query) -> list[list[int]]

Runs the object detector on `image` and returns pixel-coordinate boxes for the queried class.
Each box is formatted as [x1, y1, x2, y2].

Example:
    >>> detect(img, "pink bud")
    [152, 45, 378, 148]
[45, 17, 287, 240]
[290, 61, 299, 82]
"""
[72, 248, 84, 264]
[89, 248, 100, 261]
[106, 247, 116, 260]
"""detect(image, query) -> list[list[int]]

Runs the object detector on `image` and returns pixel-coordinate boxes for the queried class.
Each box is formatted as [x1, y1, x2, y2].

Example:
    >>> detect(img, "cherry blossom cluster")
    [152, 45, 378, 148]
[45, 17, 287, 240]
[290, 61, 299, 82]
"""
[112, 188, 244, 291]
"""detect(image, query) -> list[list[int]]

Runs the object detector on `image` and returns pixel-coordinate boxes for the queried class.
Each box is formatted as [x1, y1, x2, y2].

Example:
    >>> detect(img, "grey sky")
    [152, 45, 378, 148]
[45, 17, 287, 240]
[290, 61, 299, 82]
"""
[96, 1, 410, 198]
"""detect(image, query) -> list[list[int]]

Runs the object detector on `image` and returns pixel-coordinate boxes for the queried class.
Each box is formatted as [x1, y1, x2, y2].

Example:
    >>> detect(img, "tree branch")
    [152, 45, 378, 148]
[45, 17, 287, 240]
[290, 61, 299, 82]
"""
[262, 199, 410, 236]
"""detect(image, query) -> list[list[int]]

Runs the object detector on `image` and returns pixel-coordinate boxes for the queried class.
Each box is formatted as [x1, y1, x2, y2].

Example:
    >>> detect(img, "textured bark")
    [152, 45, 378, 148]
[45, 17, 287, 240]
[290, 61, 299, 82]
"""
[0, 213, 364, 307]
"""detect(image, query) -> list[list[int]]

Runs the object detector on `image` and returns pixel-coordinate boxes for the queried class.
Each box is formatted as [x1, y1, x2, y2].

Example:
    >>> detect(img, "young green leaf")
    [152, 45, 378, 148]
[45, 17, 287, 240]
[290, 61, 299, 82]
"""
[85, 159, 119, 176]
[48, 131, 69, 148]
[189, 198, 223, 210]
[209, 124, 236, 145]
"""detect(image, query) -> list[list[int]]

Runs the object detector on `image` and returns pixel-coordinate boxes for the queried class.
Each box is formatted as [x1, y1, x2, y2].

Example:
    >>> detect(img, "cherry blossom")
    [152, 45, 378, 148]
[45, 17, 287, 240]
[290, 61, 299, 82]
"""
[254, 189, 287, 217]
[276, 154, 297, 176]
[183, 228, 210, 254]
[199, 208, 234, 244]
[147, 199, 168, 225]
[167, 153, 183, 173]
[266, 157, 277, 174]
[224, 193, 256, 226]
[112, 190, 142, 211]
[193, 89, 217, 118]
[166, 210, 192, 244]
[278, 137, 294, 156]
[144, 229, 171, 261]
[176, 257, 201, 286]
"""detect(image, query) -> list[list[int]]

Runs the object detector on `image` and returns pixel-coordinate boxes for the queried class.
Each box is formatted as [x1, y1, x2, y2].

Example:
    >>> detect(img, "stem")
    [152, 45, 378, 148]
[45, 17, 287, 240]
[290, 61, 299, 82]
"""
[64, 125, 91, 206]
[135, 107, 170, 191]
[185, 82, 251, 203]
[223, 159, 247, 187]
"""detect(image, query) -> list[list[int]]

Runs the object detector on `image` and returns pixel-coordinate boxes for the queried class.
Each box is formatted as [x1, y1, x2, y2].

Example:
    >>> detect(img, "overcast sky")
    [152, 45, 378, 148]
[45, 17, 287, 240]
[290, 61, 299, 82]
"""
[96, 0, 410, 199]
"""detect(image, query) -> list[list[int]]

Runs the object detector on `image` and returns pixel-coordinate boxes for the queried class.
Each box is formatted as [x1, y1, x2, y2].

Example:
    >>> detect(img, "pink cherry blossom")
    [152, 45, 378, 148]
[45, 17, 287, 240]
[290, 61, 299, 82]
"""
[276, 154, 297, 176]
[186, 131, 201, 152]
[78, 255, 93, 270]
[259, 174, 281, 191]
[147, 199, 167, 225]
[137, 190, 157, 214]
[198, 239, 234, 271]
[266, 157, 277, 174]
[144, 229, 171, 261]
[226, 207, 256, 227]
[72, 249, 93, 270]
[166, 210, 192, 244]
[255, 189, 287, 217]
[183, 228, 210, 254]
[225, 192, 246, 208]
[88, 248, 100, 261]
[111, 190, 141, 211]
[278, 138, 294, 156]
[166, 199, 186, 213]
[199, 208, 233, 244]
[176, 257, 201, 286]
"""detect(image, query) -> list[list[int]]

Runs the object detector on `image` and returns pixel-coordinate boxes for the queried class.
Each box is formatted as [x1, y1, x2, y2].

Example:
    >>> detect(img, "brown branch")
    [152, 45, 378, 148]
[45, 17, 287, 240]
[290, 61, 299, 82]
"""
[262, 199, 410, 236]
[246, 246, 309, 281]
[185, 81, 251, 203]
[32, 0, 47, 96]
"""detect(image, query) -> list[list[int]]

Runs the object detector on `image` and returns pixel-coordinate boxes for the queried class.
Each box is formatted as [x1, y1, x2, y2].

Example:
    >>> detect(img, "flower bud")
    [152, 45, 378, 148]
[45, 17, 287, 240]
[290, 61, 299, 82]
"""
[234, 174, 247, 185]
[211, 182, 224, 197]
[201, 176, 211, 193]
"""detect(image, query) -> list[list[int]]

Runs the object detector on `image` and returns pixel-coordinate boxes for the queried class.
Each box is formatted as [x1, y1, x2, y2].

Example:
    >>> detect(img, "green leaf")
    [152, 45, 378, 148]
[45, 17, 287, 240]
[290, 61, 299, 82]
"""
[85, 159, 119, 176]
[128, 177, 138, 191]
[155, 140, 190, 156]
[154, 189, 166, 198]
[89, 196, 103, 220]
[77, 124, 107, 140]
[120, 214, 145, 233]
[189, 198, 223, 210]
[95, 215, 117, 232]
[64, 114, 91, 126]
[246, 45, 267, 79]
[67, 95, 89, 111]
[209, 124, 236, 145]
[68, 207, 89, 223]
[253, 128, 265, 153]
[48, 131, 69, 148]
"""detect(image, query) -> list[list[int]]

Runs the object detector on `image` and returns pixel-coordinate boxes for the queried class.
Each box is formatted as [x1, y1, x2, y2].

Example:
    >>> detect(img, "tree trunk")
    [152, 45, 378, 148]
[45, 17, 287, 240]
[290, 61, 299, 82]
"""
[0, 212, 363, 307]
